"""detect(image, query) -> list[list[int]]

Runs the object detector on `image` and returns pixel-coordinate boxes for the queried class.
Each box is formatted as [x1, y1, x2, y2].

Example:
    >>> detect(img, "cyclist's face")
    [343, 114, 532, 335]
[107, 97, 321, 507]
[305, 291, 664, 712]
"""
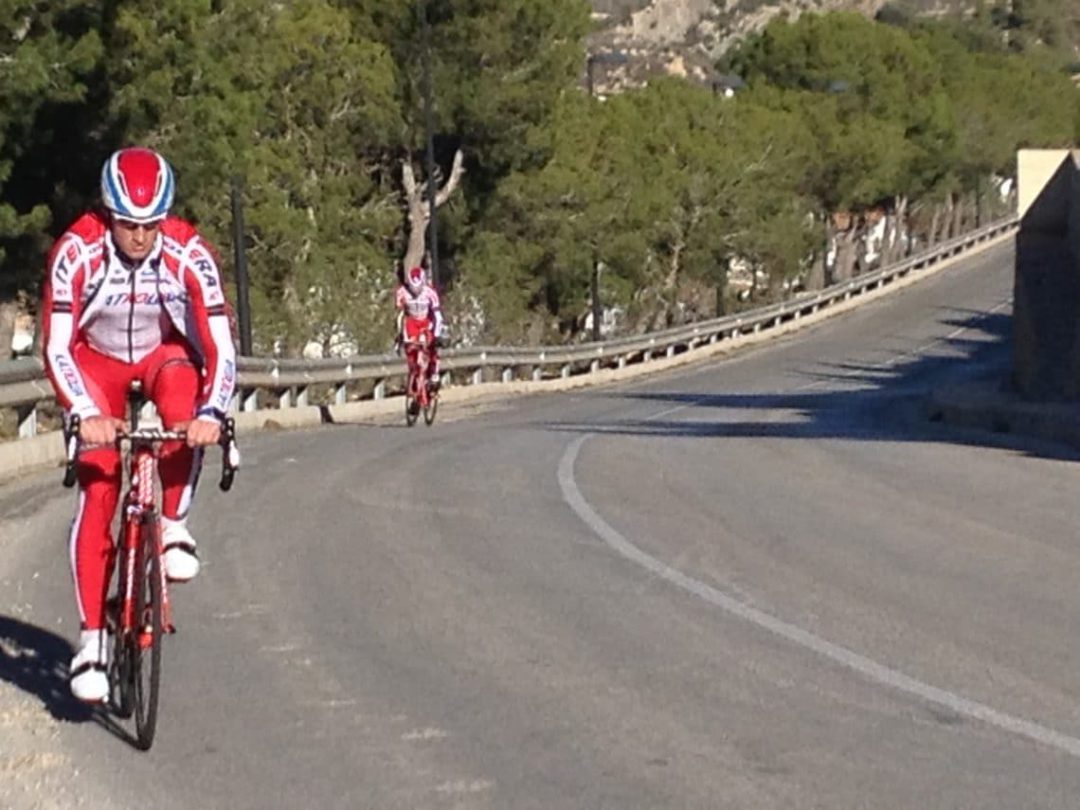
[110, 217, 161, 261]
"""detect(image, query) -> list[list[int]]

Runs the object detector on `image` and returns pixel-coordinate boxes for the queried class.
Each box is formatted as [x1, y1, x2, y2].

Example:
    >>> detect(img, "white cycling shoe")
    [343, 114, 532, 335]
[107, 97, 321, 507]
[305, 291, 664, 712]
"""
[161, 517, 200, 582]
[70, 629, 109, 703]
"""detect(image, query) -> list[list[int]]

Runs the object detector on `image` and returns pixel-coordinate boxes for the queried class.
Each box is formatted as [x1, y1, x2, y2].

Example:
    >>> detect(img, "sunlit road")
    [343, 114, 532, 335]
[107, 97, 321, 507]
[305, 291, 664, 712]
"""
[4, 240, 1080, 809]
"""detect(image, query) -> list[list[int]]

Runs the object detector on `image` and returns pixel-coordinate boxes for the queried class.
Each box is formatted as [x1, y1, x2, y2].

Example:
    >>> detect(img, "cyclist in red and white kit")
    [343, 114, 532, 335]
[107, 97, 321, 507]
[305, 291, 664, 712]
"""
[395, 266, 446, 388]
[41, 147, 236, 702]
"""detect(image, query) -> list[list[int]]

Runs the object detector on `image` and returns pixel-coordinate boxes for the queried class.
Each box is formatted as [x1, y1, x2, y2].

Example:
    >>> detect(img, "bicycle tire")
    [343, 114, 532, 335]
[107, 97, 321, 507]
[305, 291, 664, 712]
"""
[423, 389, 438, 426]
[108, 605, 134, 720]
[132, 512, 163, 750]
[405, 368, 420, 427]
[109, 522, 137, 719]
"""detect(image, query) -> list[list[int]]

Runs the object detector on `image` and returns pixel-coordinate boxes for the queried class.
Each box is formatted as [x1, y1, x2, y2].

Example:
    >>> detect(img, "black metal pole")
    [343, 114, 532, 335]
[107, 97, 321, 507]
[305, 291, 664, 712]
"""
[591, 261, 601, 341]
[422, 0, 440, 288]
[230, 176, 253, 355]
[587, 56, 602, 342]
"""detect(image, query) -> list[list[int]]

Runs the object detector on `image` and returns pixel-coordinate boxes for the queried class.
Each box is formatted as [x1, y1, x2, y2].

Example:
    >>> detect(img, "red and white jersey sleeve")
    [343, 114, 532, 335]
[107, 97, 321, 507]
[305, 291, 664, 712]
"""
[173, 232, 237, 418]
[42, 229, 100, 418]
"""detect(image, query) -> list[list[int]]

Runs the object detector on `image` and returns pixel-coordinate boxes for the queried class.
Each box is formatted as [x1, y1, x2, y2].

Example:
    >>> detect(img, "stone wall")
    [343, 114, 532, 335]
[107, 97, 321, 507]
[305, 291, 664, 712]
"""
[1013, 149, 1080, 400]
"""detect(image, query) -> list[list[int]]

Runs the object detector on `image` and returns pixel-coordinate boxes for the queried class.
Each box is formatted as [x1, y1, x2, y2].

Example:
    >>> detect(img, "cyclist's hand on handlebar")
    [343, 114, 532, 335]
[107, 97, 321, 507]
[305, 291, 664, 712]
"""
[177, 418, 222, 448]
[79, 415, 124, 446]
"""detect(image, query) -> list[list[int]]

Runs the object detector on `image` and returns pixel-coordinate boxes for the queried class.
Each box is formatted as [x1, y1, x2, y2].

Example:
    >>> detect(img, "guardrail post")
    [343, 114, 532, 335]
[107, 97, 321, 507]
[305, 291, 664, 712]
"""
[665, 345, 676, 358]
[617, 356, 627, 369]
[296, 386, 309, 408]
[560, 364, 571, 378]
[590, 359, 600, 373]
[643, 350, 652, 361]
[531, 366, 542, 382]
[752, 323, 761, 334]
[16, 404, 37, 439]
[471, 368, 483, 386]
[242, 388, 258, 412]
[334, 383, 347, 405]
[502, 367, 513, 384]
[373, 379, 386, 400]
[278, 388, 292, 409]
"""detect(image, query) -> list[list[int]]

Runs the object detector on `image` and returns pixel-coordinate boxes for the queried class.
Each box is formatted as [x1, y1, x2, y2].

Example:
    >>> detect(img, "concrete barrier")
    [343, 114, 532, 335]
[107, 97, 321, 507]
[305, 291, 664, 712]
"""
[1014, 149, 1080, 400]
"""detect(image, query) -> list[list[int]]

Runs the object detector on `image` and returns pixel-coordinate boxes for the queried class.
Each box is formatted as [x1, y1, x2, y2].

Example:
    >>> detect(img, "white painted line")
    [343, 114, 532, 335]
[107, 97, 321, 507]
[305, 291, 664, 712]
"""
[557, 434, 1080, 758]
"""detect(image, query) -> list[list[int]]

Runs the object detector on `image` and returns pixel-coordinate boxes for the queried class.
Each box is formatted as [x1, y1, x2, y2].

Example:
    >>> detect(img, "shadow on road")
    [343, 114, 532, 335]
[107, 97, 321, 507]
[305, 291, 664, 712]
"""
[0, 614, 154, 749]
[547, 307, 1080, 462]
[0, 614, 90, 723]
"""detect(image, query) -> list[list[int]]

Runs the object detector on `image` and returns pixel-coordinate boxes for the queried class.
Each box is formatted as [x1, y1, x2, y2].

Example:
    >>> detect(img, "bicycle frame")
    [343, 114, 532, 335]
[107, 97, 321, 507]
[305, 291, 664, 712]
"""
[405, 334, 433, 404]
[119, 434, 178, 641]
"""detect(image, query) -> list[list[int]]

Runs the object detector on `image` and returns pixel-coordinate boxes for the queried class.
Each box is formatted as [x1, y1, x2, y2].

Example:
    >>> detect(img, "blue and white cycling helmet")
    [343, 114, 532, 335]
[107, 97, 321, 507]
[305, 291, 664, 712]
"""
[101, 147, 175, 223]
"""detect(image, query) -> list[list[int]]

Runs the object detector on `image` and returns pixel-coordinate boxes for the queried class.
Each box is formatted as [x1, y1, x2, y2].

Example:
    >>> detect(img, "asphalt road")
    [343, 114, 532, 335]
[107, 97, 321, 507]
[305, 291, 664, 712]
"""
[4, 239, 1080, 809]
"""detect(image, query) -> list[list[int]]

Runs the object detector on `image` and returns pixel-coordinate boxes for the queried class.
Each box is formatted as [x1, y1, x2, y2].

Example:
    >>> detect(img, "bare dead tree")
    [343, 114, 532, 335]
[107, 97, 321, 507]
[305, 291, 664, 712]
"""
[400, 148, 465, 275]
[0, 300, 16, 361]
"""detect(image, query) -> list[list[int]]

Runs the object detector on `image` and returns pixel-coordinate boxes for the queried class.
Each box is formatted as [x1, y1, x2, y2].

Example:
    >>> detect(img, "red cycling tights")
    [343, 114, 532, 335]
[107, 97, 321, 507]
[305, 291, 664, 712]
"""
[69, 340, 201, 630]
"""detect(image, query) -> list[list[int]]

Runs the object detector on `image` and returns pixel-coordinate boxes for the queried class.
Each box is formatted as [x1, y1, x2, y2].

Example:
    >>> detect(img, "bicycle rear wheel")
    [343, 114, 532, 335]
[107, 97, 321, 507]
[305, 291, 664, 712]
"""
[132, 511, 163, 750]
[108, 610, 135, 719]
[109, 520, 139, 719]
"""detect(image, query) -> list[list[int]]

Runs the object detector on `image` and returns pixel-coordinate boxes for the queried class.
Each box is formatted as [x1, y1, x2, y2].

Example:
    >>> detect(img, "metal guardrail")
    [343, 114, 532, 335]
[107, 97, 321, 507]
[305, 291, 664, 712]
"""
[0, 215, 1018, 440]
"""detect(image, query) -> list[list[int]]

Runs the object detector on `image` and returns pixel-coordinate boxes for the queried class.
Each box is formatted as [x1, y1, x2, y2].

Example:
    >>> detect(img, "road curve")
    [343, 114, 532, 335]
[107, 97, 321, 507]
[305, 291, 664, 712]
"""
[4, 240, 1080, 809]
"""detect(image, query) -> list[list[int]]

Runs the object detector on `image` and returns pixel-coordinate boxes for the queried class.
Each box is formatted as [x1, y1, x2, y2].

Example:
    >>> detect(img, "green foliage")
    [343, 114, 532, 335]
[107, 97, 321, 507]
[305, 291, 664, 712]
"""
[1, 3, 1077, 352]
[460, 78, 818, 339]
[0, 0, 102, 294]
[105, 0, 403, 353]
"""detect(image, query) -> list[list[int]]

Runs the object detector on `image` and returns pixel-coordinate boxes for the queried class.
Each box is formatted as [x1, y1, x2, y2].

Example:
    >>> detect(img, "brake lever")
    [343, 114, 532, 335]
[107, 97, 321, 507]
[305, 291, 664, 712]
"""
[219, 417, 240, 492]
[62, 415, 81, 489]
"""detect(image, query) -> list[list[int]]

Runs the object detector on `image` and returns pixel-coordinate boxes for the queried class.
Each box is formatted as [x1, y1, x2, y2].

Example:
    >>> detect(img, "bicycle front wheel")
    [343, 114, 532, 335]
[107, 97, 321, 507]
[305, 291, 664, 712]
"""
[132, 511, 163, 750]
[423, 388, 438, 426]
[405, 368, 420, 427]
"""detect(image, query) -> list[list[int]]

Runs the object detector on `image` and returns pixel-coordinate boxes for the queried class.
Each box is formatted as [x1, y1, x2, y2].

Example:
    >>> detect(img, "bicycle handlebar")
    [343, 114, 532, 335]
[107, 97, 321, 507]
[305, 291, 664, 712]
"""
[63, 415, 240, 492]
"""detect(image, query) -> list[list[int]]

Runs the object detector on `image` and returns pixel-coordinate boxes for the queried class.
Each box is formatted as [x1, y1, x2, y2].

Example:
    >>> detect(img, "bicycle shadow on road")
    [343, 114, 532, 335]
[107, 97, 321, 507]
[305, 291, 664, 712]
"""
[0, 614, 90, 723]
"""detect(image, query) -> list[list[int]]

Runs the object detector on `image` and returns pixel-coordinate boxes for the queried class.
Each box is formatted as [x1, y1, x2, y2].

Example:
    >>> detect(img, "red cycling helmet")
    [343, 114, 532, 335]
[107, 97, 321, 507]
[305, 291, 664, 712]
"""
[100, 147, 175, 223]
[406, 266, 426, 293]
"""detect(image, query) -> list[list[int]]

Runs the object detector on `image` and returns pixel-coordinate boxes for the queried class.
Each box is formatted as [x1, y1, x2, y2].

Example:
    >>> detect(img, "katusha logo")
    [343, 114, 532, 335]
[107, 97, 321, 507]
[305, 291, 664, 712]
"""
[103, 291, 186, 307]
[53, 355, 85, 396]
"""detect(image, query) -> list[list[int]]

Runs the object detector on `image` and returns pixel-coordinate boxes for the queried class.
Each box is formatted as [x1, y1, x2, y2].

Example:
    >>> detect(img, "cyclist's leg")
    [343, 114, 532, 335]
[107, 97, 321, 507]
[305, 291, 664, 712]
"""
[69, 344, 132, 632]
[143, 341, 201, 522]
[144, 341, 202, 581]
[429, 344, 440, 387]
[403, 318, 426, 382]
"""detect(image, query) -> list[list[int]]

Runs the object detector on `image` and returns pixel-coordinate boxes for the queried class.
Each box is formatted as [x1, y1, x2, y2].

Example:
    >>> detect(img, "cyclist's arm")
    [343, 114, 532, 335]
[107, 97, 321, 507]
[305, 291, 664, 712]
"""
[181, 237, 236, 423]
[42, 237, 99, 419]
[429, 288, 445, 337]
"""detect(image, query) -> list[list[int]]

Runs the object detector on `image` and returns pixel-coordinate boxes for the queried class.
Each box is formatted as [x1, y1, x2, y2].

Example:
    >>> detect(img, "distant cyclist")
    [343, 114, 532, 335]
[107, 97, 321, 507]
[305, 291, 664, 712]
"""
[41, 147, 236, 702]
[395, 265, 447, 389]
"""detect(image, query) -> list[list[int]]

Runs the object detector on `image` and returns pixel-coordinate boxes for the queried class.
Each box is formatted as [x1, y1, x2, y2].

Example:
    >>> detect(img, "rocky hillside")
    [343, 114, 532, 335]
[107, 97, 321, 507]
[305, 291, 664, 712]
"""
[585, 0, 977, 91]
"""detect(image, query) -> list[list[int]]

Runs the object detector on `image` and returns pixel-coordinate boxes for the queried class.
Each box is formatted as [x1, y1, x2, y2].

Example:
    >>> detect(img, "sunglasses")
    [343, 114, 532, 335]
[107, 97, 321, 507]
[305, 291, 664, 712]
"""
[112, 218, 163, 233]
